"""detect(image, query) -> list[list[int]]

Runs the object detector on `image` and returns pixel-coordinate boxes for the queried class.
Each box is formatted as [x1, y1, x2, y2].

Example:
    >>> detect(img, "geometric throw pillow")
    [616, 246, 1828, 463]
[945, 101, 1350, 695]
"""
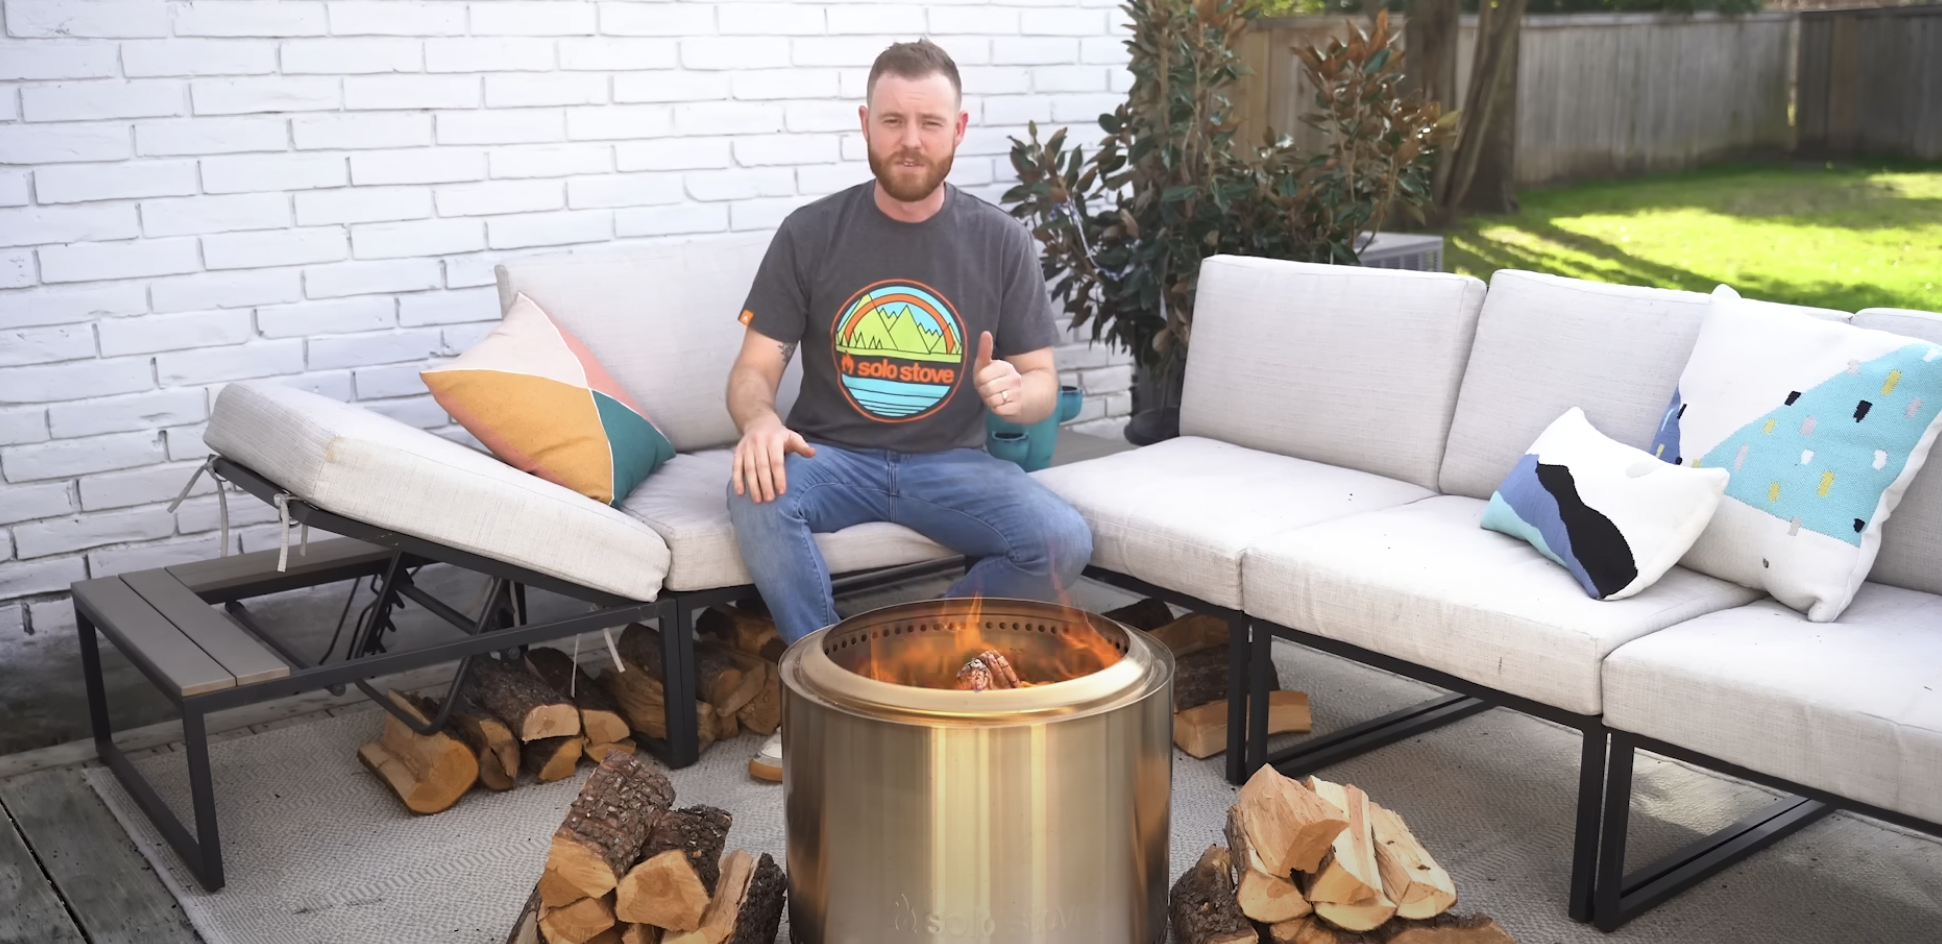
[1649, 284, 1942, 621]
[423, 292, 675, 507]
[1482, 407, 1730, 601]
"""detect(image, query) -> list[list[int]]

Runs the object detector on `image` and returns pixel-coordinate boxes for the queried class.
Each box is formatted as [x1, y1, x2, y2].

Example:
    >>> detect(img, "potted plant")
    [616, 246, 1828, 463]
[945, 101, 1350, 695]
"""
[1004, 2, 1454, 443]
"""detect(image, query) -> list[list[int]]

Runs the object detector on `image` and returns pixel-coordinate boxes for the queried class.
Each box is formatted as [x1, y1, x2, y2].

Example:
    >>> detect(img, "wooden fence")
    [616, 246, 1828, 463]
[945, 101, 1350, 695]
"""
[1796, 5, 1942, 161]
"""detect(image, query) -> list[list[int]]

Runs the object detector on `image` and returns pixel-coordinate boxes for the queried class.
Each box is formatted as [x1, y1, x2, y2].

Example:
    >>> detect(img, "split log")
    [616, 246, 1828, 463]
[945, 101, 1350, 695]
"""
[542, 751, 677, 904]
[1152, 613, 1228, 658]
[1302, 778, 1384, 906]
[540, 894, 616, 944]
[584, 738, 637, 763]
[1175, 645, 1284, 713]
[619, 925, 659, 944]
[583, 929, 623, 944]
[466, 657, 581, 741]
[507, 886, 543, 944]
[1175, 690, 1313, 758]
[1371, 803, 1457, 920]
[615, 805, 733, 930]
[1266, 914, 1514, 944]
[697, 604, 785, 663]
[599, 657, 717, 753]
[662, 850, 785, 944]
[617, 624, 764, 720]
[524, 735, 584, 782]
[1225, 806, 1310, 923]
[357, 689, 478, 814]
[1313, 896, 1397, 934]
[526, 646, 633, 745]
[734, 662, 781, 735]
[1102, 597, 1176, 632]
[394, 691, 516, 792]
[1233, 765, 1348, 876]
[714, 703, 740, 742]
[1167, 845, 1257, 944]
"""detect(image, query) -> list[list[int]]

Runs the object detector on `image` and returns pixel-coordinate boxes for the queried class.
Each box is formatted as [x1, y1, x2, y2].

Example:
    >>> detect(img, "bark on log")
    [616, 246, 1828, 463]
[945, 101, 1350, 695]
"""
[1313, 896, 1397, 934]
[1103, 597, 1176, 632]
[1175, 645, 1283, 713]
[735, 662, 781, 736]
[357, 689, 479, 814]
[1175, 690, 1313, 759]
[466, 657, 581, 741]
[615, 805, 733, 929]
[697, 604, 785, 663]
[539, 894, 616, 944]
[507, 885, 543, 944]
[1267, 914, 1514, 944]
[617, 624, 761, 721]
[1371, 803, 1458, 920]
[714, 702, 740, 742]
[401, 691, 518, 791]
[1168, 845, 1258, 944]
[599, 657, 717, 754]
[660, 848, 750, 944]
[1303, 778, 1384, 906]
[526, 646, 632, 745]
[725, 852, 786, 944]
[1152, 613, 1227, 658]
[1225, 806, 1310, 923]
[1234, 765, 1348, 876]
[542, 751, 677, 905]
[584, 739, 637, 763]
[583, 929, 623, 944]
[525, 735, 583, 783]
[661, 850, 785, 944]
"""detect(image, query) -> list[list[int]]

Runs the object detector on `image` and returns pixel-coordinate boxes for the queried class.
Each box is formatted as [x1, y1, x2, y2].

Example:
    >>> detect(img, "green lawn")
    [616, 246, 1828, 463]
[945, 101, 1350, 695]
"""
[1440, 161, 1942, 314]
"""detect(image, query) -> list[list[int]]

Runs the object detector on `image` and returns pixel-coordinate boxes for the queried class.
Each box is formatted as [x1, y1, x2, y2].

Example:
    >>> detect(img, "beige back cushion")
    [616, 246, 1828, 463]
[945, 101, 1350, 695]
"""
[1179, 255, 1487, 491]
[494, 233, 803, 453]
[1852, 307, 1942, 596]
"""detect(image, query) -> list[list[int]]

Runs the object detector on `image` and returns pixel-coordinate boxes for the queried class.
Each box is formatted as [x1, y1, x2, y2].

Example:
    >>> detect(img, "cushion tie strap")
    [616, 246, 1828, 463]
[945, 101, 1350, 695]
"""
[271, 492, 310, 573]
[167, 458, 232, 558]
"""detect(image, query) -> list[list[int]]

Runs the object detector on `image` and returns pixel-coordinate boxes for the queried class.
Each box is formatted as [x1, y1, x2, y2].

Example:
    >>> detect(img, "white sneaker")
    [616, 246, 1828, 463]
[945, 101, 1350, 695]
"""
[749, 731, 782, 783]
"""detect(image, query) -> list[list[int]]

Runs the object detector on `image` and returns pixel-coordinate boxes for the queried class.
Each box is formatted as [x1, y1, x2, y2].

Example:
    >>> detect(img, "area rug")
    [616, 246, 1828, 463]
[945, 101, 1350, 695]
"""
[89, 642, 1942, 944]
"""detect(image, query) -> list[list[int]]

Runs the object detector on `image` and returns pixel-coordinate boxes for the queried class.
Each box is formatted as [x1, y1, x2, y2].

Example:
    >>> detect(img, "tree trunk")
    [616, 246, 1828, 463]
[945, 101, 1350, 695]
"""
[542, 751, 677, 904]
[1404, 0, 1460, 111]
[465, 657, 581, 742]
[1437, 0, 1528, 217]
[526, 646, 632, 745]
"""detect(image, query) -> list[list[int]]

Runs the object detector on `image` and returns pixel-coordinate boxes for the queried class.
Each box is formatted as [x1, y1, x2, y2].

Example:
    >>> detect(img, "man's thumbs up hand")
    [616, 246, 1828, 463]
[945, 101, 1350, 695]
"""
[974, 330, 1024, 419]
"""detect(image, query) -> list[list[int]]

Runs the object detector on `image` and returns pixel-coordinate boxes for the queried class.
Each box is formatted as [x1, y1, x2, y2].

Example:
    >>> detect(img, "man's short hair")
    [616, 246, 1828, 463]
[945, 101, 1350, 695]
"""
[866, 39, 961, 104]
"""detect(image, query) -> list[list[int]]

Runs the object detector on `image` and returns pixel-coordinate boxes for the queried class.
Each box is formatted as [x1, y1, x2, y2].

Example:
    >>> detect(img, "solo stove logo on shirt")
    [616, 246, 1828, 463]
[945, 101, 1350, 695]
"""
[831, 280, 966, 423]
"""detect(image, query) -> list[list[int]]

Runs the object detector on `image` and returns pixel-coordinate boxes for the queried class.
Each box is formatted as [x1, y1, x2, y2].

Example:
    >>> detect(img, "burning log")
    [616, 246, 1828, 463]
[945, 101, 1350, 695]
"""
[1175, 690, 1313, 759]
[525, 646, 633, 746]
[1233, 765, 1349, 875]
[697, 604, 786, 663]
[954, 650, 1022, 691]
[660, 849, 786, 944]
[615, 805, 733, 930]
[523, 735, 583, 783]
[356, 689, 479, 814]
[541, 751, 677, 905]
[540, 894, 616, 944]
[1225, 806, 1311, 923]
[465, 658, 581, 742]
[1371, 803, 1457, 920]
[1169, 845, 1258, 944]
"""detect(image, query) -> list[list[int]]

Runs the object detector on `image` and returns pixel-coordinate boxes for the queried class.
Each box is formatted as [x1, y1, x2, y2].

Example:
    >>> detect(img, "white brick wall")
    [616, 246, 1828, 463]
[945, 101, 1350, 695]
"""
[0, 0, 1137, 621]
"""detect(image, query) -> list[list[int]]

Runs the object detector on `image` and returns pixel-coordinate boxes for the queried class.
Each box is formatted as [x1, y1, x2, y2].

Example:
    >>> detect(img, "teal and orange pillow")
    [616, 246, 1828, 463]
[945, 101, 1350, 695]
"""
[423, 293, 674, 506]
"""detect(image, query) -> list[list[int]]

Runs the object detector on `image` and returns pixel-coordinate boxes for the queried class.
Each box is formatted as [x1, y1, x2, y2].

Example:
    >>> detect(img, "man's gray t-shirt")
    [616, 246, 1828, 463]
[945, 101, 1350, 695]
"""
[738, 181, 1061, 454]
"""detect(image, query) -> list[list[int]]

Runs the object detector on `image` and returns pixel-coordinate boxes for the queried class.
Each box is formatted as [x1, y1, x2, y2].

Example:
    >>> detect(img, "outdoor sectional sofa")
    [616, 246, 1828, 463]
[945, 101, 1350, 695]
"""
[76, 231, 1938, 928]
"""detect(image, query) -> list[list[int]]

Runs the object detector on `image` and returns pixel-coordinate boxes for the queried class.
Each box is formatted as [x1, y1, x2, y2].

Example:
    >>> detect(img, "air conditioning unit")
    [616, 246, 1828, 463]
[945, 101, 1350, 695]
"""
[1356, 232, 1445, 272]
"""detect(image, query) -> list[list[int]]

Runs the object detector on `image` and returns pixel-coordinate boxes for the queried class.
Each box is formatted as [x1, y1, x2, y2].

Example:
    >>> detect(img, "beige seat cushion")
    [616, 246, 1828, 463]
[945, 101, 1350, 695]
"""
[1240, 495, 1761, 715]
[1029, 436, 1433, 610]
[205, 381, 671, 602]
[1604, 583, 1942, 825]
[619, 449, 953, 592]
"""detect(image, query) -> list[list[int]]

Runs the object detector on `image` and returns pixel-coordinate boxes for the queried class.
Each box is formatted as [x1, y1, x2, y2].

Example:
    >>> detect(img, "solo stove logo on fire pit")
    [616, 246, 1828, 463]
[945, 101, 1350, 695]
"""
[888, 893, 1074, 937]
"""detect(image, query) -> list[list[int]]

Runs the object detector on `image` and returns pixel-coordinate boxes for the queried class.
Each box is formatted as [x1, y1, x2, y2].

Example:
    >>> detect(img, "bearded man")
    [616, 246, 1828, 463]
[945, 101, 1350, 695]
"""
[724, 39, 1092, 686]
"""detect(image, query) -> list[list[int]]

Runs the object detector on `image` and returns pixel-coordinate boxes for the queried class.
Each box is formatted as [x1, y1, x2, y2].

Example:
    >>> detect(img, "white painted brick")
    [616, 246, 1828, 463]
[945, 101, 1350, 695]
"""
[1110, 66, 1133, 93]
[732, 69, 838, 101]
[1103, 390, 1132, 416]
[674, 101, 781, 135]
[488, 143, 611, 178]
[792, 36, 898, 68]
[565, 172, 680, 209]
[122, 39, 278, 76]
[26, 598, 76, 634]
[281, 38, 422, 73]
[612, 71, 729, 104]
[796, 161, 867, 196]
[1069, 414, 1127, 439]
[1051, 93, 1123, 123]
[0, 408, 50, 446]
[3, 1, 169, 38]
[204, 227, 346, 269]
[38, 237, 201, 283]
[600, 2, 713, 37]
[22, 81, 182, 122]
[1080, 363, 1133, 394]
[0, 555, 86, 594]
[783, 100, 855, 133]
[0, 43, 119, 80]
[326, 1, 464, 36]
[14, 507, 174, 559]
[257, 368, 352, 400]
[961, 66, 1031, 96]
[397, 286, 494, 326]
[163, 423, 211, 460]
[157, 338, 304, 384]
[1053, 341, 1121, 370]
[0, 324, 93, 366]
[0, 284, 145, 330]
[473, 1, 595, 36]
[0, 249, 32, 288]
[344, 75, 478, 110]
[686, 167, 792, 202]
[353, 362, 430, 399]
[136, 117, 286, 156]
[293, 185, 431, 226]
[0, 124, 131, 163]
[827, 5, 919, 34]
[151, 267, 300, 311]
[2, 430, 166, 481]
[960, 125, 1019, 157]
[993, 38, 1075, 65]
[0, 481, 71, 524]
[0, 204, 141, 247]
[486, 210, 610, 250]
[1065, 395, 1105, 424]
[984, 95, 1051, 126]
[840, 135, 867, 161]
[733, 133, 838, 167]
[141, 192, 288, 237]
[191, 76, 340, 115]
[437, 109, 563, 145]
[202, 153, 347, 193]
[682, 37, 788, 70]
[565, 104, 672, 141]
[929, 8, 1018, 34]
[0, 357, 150, 402]
[559, 38, 675, 71]
[439, 321, 492, 353]
[484, 73, 607, 108]
[98, 308, 252, 354]
[48, 388, 207, 438]
[425, 37, 553, 73]
[81, 461, 213, 510]
[256, 295, 391, 336]
[1022, 9, 1106, 35]
[1080, 37, 1130, 65]
[436, 179, 562, 217]
[361, 394, 447, 428]
[441, 254, 495, 288]
[174, 1, 327, 37]
[0, 173, 26, 206]
[720, 3, 821, 35]
[614, 202, 725, 238]
[838, 69, 869, 100]
[34, 160, 198, 203]
[0, 90, 16, 122]
[729, 195, 811, 232]
[615, 136, 728, 171]
[303, 258, 439, 297]
[172, 492, 279, 532]
[88, 534, 227, 576]
[306, 327, 441, 369]
[291, 112, 430, 150]
[350, 218, 484, 258]
[349, 147, 485, 185]
[1033, 66, 1108, 93]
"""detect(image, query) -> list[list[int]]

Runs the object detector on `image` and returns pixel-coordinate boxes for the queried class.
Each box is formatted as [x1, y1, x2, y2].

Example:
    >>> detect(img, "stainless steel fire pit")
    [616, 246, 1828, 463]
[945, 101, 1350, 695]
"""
[778, 598, 1175, 944]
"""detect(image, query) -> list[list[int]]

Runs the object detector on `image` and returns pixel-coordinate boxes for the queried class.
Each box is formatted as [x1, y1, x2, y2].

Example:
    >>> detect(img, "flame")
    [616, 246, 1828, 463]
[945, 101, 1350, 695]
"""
[847, 594, 1124, 690]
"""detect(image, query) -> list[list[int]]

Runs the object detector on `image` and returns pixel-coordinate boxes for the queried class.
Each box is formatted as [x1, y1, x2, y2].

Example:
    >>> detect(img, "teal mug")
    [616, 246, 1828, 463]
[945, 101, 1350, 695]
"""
[987, 429, 1031, 465]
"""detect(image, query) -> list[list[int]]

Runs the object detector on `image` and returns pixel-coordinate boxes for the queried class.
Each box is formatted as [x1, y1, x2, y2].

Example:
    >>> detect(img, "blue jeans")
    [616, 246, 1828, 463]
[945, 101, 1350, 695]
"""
[724, 441, 1094, 643]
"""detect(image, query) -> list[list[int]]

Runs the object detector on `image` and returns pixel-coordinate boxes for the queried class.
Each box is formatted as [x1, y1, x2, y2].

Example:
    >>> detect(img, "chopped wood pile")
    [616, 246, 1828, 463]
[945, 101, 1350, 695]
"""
[505, 751, 786, 944]
[358, 603, 786, 814]
[1102, 599, 1314, 759]
[1171, 765, 1514, 944]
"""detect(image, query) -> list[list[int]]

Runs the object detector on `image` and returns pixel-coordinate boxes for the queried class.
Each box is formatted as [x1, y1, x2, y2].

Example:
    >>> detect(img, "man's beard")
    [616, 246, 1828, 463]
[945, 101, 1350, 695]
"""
[868, 146, 954, 203]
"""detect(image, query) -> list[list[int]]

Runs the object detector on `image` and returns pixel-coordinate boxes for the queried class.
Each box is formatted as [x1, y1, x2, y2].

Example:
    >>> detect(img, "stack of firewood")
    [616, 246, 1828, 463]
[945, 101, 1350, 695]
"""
[1102, 599, 1313, 759]
[506, 751, 786, 944]
[1171, 765, 1516, 944]
[357, 604, 786, 815]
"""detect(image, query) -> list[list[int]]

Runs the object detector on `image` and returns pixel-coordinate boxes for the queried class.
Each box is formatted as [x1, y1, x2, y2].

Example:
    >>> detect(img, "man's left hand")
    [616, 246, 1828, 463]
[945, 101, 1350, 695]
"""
[973, 331, 1024, 419]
